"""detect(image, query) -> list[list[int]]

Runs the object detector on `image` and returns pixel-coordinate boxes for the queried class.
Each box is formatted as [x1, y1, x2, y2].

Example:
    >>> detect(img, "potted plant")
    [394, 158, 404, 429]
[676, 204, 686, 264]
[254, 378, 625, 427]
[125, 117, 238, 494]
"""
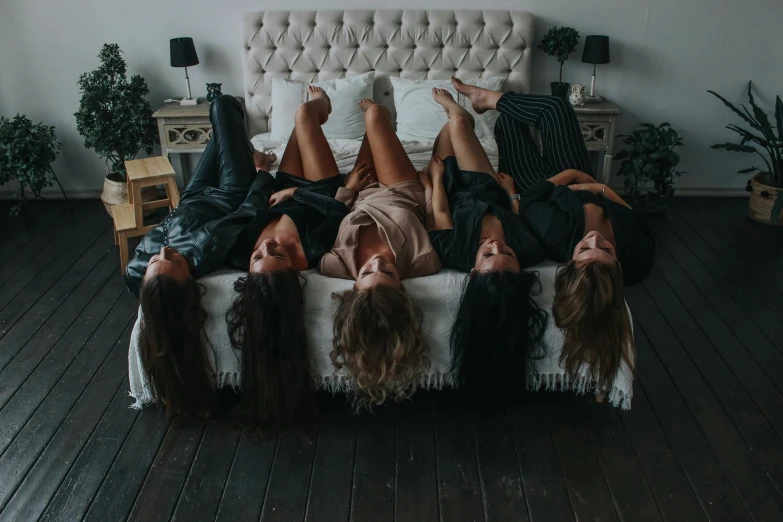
[709, 82, 783, 225]
[0, 115, 63, 215]
[75, 43, 158, 216]
[614, 122, 685, 213]
[537, 26, 580, 98]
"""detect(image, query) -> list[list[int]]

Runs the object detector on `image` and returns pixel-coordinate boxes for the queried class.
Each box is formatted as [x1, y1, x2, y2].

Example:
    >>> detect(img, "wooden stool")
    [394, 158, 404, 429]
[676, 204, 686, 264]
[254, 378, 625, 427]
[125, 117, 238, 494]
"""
[112, 156, 181, 274]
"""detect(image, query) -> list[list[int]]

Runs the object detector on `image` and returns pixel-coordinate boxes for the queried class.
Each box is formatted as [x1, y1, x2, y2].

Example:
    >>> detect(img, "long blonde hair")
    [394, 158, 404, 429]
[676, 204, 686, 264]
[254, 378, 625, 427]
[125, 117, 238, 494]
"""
[552, 260, 634, 390]
[331, 286, 430, 410]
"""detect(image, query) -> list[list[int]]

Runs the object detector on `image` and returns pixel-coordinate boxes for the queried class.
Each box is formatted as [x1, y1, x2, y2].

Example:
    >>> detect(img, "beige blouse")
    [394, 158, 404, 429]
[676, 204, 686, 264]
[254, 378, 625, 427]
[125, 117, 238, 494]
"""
[319, 180, 441, 280]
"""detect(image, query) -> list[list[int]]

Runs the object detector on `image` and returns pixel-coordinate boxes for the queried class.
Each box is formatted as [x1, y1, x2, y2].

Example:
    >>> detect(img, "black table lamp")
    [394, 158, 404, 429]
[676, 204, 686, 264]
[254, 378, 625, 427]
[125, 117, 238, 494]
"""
[170, 37, 199, 105]
[581, 35, 610, 103]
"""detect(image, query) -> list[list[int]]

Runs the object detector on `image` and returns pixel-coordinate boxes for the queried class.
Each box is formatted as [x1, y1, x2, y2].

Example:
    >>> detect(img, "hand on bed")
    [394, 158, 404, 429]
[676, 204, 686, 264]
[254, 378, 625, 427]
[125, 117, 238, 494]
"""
[345, 162, 374, 191]
[254, 150, 276, 171]
[270, 187, 296, 207]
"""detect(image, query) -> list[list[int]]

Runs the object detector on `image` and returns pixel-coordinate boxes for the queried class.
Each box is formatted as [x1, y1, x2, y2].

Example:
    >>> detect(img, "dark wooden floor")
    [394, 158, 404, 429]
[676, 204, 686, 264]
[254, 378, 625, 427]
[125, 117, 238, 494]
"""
[0, 197, 781, 522]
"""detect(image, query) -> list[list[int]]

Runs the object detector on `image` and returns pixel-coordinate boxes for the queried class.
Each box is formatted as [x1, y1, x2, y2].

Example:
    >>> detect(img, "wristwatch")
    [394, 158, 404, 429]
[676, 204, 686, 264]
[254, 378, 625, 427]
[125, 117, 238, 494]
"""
[509, 194, 521, 202]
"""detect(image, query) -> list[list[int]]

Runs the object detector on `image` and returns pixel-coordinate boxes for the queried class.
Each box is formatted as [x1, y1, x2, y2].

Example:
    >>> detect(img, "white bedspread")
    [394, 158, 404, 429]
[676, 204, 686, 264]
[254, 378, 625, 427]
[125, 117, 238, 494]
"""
[128, 262, 634, 410]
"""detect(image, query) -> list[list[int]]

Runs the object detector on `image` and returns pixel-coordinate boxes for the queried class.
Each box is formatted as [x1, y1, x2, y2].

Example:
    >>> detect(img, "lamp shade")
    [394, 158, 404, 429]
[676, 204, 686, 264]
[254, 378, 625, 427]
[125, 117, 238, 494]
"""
[582, 35, 610, 64]
[170, 37, 199, 68]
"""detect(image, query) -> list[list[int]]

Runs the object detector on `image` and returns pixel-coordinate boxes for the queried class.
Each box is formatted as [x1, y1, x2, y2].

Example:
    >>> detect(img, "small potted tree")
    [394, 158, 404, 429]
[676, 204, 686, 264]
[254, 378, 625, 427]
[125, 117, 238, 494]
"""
[0, 114, 64, 215]
[537, 26, 580, 98]
[614, 122, 685, 214]
[709, 82, 783, 225]
[75, 43, 159, 216]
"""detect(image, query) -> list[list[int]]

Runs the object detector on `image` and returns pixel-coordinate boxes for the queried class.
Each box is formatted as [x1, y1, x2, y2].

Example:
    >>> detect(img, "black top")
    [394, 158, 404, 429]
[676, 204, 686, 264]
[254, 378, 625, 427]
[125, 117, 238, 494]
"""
[228, 172, 349, 270]
[125, 171, 276, 297]
[428, 156, 545, 272]
[518, 180, 655, 286]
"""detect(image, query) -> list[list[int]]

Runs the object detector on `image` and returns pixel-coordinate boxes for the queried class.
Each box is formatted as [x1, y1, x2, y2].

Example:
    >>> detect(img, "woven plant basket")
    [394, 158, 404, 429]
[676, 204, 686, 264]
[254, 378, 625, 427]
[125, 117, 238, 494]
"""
[749, 173, 783, 226]
[101, 175, 158, 218]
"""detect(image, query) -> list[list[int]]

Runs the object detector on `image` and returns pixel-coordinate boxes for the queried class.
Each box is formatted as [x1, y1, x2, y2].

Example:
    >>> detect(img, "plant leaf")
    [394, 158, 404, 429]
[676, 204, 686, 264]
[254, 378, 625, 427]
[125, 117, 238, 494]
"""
[708, 89, 765, 134]
[737, 167, 759, 174]
[711, 142, 757, 153]
[775, 96, 783, 142]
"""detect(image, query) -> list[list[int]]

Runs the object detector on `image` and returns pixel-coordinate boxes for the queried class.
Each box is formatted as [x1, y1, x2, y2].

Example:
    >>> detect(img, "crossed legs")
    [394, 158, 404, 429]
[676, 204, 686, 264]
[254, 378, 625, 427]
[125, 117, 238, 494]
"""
[451, 78, 593, 189]
[431, 88, 496, 177]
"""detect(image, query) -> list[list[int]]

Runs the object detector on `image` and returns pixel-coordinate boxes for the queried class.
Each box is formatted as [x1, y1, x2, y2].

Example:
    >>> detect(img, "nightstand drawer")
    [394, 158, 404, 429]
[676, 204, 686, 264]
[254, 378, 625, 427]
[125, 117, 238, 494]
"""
[578, 119, 612, 151]
[163, 123, 213, 151]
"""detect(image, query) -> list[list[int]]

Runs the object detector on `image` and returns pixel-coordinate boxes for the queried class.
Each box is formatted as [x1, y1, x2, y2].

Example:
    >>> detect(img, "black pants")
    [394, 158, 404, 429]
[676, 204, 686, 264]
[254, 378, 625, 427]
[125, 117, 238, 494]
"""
[494, 92, 593, 191]
[181, 95, 257, 206]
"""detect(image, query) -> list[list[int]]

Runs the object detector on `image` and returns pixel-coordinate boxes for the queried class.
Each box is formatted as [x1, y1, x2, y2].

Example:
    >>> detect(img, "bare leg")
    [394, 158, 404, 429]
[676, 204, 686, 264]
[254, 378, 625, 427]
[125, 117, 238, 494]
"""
[431, 122, 455, 160]
[284, 86, 340, 182]
[353, 103, 377, 181]
[451, 77, 502, 114]
[360, 100, 418, 186]
[433, 88, 495, 177]
[277, 128, 305, 178]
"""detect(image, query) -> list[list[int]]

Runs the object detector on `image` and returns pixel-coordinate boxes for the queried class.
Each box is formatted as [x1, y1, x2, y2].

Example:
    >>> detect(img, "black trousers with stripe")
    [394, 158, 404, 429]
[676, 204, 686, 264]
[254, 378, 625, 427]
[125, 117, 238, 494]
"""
[494, 92, 593, 191]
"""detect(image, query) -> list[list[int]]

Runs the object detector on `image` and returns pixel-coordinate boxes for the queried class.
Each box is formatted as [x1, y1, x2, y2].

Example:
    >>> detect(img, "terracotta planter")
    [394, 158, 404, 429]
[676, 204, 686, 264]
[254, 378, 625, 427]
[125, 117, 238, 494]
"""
[100, 175, 158, 218]
[748, 173, 783, 226]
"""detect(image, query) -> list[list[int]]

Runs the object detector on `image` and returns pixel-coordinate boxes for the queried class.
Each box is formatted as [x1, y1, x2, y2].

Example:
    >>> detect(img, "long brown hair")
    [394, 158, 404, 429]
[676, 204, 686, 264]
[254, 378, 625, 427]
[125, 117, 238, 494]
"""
[331, 286, 429, 410]
[139, 275, 215, 419]
[226, 271, 316, 432]
[552, 261, 634, 390]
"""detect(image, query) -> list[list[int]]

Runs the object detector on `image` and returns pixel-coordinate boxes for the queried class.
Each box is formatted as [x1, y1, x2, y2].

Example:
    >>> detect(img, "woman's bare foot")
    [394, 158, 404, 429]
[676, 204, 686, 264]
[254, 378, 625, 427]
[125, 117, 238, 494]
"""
[307, 85, 332, 114]
[432, 88, 474, 127]
[451, 77, 502, 114]
[253, 150, 276, 171]
[358, 98, 377, 112]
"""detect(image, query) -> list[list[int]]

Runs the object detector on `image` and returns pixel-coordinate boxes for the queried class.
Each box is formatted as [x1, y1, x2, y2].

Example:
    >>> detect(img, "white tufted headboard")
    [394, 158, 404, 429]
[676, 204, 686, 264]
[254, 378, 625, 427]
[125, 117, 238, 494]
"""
[240, 10, 534, 137]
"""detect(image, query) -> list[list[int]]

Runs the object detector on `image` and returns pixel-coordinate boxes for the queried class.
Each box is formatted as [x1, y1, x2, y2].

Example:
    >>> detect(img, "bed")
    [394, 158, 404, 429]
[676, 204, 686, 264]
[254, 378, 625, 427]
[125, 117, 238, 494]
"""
[127, 10, 634, 410]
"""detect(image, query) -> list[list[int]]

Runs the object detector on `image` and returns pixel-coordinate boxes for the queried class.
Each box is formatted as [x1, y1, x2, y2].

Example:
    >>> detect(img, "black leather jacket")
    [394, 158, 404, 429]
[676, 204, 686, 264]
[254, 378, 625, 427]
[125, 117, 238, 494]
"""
[125, 171, 276, 297]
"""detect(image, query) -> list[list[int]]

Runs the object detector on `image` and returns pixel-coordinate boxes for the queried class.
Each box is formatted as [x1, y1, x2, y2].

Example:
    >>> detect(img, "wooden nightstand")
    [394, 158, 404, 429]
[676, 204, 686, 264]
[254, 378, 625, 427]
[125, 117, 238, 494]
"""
[152, 99, 213, 186]
[573, 101, 621, 184]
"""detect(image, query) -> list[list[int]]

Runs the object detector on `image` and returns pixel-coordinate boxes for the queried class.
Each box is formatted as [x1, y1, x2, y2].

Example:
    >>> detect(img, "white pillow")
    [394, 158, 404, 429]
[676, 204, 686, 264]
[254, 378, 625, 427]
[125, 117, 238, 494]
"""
[270, 76, 308, 142]
[391, 77, 458, 141]
[461, 77, 506, 140]
[391, 77, 506, 141]
[312, 72, 374, 139]
[269, 73, 374, 141]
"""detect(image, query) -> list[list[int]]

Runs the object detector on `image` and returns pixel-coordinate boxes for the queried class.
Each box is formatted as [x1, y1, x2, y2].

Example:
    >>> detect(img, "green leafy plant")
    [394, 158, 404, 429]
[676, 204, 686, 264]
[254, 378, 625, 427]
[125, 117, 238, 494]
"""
[0, 115, 63, 215]
[709, 82, 783, 223]
[537, 26, 580, 83]
[614, 122, 685, 213]
[74, 43, 157, 181]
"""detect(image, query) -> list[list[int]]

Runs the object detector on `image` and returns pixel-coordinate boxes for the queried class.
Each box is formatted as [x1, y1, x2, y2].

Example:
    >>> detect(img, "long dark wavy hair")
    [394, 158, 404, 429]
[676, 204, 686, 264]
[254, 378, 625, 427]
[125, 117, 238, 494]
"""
[139, 275, 215, 419]
[450, 270, 548, 404]
[226, 270, 316, 432]
[553, 260, 634, 391]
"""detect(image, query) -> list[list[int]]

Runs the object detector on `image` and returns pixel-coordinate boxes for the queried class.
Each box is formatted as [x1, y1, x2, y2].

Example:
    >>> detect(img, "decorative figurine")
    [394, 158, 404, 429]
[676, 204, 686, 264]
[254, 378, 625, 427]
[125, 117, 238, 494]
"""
[568, 83, 586, 106]
[206, 83, 223, 102]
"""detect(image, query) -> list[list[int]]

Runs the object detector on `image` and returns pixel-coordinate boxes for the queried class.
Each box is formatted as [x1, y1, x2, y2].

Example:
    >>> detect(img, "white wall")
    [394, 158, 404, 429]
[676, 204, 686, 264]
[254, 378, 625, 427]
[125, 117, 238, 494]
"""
[1, 0, 781, 196]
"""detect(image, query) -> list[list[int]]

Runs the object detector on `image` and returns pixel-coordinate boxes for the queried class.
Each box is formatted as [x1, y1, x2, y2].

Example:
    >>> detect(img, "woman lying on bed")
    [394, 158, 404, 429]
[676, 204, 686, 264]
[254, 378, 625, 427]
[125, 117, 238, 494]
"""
[224, 87, 373, 430]
[320, 99, 441, 409]
[422, 88, 548, 403]
[452, 78, 653, 391]
[125, 95, 277, 420]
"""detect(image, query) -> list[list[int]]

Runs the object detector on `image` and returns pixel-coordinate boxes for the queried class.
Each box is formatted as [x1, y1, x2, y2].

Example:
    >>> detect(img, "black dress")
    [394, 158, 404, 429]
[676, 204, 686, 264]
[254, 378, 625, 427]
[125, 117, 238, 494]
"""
[228, 172, 350, 270]
[428, 156, 545, 272]
[518, 180, 655, 286]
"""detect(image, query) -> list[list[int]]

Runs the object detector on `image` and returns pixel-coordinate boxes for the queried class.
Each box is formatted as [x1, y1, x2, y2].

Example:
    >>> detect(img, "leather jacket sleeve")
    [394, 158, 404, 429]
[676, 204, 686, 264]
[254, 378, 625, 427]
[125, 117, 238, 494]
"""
[195, 171, 276, 277]
[292, 188, 351, 219]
